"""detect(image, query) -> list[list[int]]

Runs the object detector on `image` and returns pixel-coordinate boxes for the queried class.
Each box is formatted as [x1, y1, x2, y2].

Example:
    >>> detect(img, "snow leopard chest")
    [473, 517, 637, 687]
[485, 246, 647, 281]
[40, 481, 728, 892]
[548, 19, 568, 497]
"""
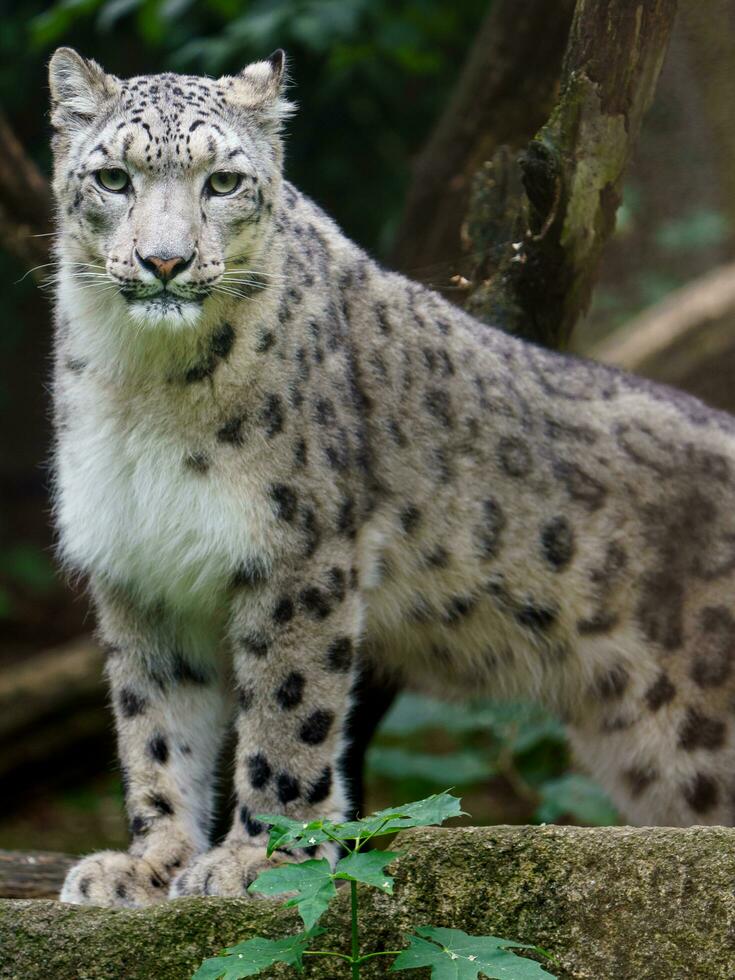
[55, 377, 269, 615]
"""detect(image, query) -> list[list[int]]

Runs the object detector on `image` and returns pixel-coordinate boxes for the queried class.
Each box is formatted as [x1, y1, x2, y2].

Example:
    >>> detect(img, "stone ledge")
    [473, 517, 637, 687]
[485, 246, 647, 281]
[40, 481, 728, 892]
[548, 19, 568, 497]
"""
[1, 825, 733, 979]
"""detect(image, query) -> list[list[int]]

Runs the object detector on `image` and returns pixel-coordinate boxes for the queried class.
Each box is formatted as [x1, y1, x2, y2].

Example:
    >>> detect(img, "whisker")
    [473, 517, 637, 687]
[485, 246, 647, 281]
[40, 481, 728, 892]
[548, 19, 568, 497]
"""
[219, 275, 285, 287]
[224, 271, 285, 281]
[219, 277, 276, 287]
[220, 269, 285, 278]
[211, 285, 251, 300]
[15, 262, 59, 284]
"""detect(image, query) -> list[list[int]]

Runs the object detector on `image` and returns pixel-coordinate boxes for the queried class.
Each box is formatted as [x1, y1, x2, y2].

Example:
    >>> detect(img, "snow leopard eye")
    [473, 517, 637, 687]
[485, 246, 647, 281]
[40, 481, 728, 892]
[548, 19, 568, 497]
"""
[207, 171, 242, 195]
[95, 168, 130, 193]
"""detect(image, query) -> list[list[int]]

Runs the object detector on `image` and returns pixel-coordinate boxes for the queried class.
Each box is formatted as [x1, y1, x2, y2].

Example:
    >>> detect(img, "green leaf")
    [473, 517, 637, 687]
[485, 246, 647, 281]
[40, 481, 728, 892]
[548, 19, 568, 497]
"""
[534, 774, 618, 826]
[656, 208, 730, 252]
[0, 586, 13, 619]
[29, 0, 102, 49]
[257, 792, 463, 852]
[379, 693, 487, 735]
[377, 695, 566, 758]
[334, 849, 402, 893]
[192, 930, 319, 979]
[472, 702, 566, 753]
[391, 927, 557, 979]
[344, 792, 464, 840]
[0, 544, 58, 595]
[367, 746, 496, 785]
[97, 0, 142, 31]
[255, 814, 334, 856]
[248, 859, 336, 930]
[160, 0, 196, 18]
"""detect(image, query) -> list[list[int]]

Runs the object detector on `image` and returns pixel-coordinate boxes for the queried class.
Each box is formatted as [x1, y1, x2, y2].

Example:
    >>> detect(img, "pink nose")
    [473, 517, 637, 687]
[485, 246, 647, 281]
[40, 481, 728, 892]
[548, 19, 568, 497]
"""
[135, 251, 193, 282]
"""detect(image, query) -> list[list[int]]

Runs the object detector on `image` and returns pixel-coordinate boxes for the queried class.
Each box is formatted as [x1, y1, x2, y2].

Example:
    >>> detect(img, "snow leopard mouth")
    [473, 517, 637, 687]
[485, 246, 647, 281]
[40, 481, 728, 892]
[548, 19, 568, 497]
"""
[139, 294, 203, 308]
[123, 288, 208, 307]
[123, 289, 208, 327]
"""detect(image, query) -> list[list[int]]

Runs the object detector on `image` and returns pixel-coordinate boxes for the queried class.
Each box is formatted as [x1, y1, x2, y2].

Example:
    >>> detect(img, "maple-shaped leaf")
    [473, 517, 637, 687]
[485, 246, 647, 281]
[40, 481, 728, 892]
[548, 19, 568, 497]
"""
[391, 927, 557, 979]
[248, 859, 336, 930]
[341, 792, 465, 840]
[334, 849, 403, 893]
[258, 793, 461, 853]
[191, 930, 320, 979]
[255, 813, 334, 856]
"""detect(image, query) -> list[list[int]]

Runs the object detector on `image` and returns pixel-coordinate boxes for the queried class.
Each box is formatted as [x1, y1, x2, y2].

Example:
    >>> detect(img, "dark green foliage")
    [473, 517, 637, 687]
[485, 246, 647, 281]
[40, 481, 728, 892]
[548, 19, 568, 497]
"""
[193, 793, 557, 979]
[369, 693, 619, 827]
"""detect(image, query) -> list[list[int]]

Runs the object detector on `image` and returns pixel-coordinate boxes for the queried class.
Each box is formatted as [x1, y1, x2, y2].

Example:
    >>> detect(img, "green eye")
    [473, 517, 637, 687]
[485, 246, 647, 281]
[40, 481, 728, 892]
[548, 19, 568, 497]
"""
[96, 168, 130, 192]
[208, 171, 241, 195]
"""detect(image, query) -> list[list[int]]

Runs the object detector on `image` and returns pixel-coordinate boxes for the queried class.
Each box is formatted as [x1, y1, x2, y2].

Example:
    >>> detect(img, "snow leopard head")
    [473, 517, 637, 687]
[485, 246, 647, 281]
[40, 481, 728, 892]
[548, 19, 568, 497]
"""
[48, 47, 293, 328]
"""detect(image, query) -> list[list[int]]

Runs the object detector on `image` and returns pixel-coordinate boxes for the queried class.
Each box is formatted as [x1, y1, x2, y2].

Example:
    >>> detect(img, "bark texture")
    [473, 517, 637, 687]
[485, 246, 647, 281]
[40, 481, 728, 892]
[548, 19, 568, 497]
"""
[3, 826, 735, 979]
[390, 0, 576, 286]
[465, 0, 678, 349]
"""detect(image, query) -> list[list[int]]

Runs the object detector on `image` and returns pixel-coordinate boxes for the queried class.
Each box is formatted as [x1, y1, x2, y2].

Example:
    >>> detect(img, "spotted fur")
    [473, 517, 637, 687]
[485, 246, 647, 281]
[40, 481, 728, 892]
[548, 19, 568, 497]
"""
[50, 47, 735, 908]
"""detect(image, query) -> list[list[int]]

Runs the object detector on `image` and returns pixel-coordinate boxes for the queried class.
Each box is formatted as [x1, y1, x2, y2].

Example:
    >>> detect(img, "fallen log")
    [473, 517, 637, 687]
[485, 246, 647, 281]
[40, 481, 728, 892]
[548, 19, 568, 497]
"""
[0, 637, 110, 796]
[2, 825, 735, 979]
[0, 850, 75, 900]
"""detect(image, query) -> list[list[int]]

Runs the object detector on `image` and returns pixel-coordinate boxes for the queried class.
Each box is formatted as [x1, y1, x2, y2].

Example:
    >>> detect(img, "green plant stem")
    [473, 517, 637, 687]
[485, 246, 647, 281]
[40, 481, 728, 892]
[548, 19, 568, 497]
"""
[350, 879, 360, 980]
[356, 816, 392, 851]
[303, 951, 353, 961]
[322, 827, 347, 849]
[357, 951, 403, 963]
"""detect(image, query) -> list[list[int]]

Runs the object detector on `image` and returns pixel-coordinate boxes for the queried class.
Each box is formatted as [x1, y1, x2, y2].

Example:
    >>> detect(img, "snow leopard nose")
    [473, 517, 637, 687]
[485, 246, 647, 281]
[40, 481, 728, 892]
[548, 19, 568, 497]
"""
[135, 250, 194, 282]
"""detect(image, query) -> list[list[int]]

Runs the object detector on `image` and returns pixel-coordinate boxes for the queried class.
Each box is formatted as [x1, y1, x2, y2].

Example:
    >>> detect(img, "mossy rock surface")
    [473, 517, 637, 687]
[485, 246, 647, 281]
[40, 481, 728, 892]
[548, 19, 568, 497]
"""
[2, 825, 734, 979]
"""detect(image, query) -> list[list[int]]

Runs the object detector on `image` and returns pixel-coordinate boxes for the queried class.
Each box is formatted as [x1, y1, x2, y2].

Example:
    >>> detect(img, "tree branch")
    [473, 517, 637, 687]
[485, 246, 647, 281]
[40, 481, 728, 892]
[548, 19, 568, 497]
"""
[592, 260, 735, 414]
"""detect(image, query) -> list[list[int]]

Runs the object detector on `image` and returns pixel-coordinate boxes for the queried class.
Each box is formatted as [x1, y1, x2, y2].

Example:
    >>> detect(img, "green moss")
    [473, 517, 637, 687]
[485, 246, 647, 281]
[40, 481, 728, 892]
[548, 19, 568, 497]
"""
[3, 827, 735, 979]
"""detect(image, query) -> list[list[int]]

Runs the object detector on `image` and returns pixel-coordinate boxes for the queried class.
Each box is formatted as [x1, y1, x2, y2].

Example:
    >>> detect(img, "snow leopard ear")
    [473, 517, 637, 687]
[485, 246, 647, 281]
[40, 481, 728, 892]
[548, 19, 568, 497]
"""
[224, 50, 295, 133]
[48, 48, 120, 125]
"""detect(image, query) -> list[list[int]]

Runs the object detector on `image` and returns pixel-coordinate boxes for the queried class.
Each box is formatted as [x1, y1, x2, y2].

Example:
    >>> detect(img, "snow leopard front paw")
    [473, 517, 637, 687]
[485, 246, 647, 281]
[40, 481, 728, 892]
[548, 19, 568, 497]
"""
[59, 850, 172, 908]
[169, 843, 292, 898]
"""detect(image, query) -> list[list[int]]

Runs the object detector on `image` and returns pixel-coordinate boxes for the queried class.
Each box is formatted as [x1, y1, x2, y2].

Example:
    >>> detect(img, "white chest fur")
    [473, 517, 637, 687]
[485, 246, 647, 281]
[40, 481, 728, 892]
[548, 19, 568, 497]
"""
[55, 369, 269, 617]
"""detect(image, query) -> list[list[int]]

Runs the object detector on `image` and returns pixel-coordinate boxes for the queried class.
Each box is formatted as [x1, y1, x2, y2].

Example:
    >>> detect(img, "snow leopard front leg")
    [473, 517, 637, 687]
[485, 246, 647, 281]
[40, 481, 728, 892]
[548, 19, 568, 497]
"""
[60, 586, 227, 907]
[171, 560, 361, 898]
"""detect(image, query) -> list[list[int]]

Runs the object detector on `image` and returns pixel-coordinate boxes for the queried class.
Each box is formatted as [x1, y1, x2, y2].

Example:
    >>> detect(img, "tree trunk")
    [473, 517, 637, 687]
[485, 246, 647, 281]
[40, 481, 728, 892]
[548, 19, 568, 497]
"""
[465, 0, 678, 350]
[390, 0, 576, 288]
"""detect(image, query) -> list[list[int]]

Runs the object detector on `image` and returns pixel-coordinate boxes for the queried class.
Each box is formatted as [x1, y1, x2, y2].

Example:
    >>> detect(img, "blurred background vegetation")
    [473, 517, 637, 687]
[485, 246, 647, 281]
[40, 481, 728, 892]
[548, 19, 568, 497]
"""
[1, 0, 734, 854]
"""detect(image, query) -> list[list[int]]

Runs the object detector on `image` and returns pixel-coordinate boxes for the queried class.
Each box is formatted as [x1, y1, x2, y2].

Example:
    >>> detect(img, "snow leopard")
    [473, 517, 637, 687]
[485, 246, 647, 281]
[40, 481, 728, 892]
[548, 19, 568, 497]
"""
[49, 45, 735, 908]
